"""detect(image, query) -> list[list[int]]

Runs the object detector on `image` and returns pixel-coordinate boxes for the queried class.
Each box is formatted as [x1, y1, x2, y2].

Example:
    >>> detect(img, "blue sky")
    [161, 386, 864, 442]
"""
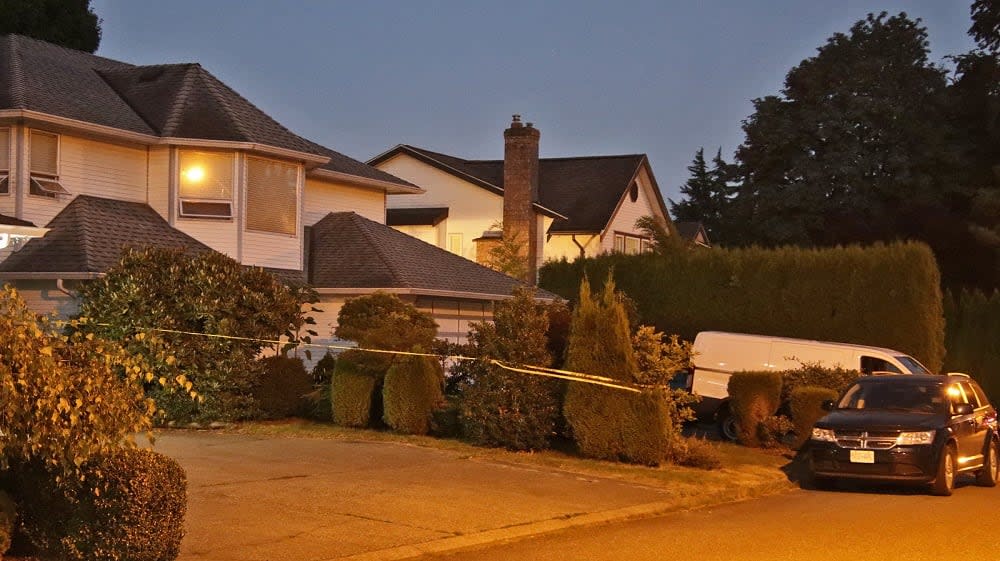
[90, 1, 976, 204]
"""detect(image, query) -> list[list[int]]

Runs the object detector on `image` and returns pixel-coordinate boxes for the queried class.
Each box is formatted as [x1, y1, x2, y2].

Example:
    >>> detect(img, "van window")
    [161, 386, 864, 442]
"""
[860, 356, 902, 375]
[894, 355, 931, 375]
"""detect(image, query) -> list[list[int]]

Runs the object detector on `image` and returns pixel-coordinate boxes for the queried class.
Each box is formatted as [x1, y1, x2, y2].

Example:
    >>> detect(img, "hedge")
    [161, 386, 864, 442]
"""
[331, 357, 377, 428]
[943, 289, 1000, 402]
[254, 356, 313, 419]
[563, 385, 674, 466]
[789, 386, 839, 449]
[728, 371, 783, 447]
[383, 355, 444, 435]
[540, 241, 945, 372]
[12, 449, 187, 561]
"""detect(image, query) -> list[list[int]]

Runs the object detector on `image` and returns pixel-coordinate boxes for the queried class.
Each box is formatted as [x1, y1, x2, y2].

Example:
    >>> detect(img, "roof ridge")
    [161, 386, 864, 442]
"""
[7, 35, 26, 108]
[347, 212, 410, 286]
[400, 145, 503, 191]
[196, 66, 254, 142]
[5, 33, 136, 69]
[161, 63, 200, 137]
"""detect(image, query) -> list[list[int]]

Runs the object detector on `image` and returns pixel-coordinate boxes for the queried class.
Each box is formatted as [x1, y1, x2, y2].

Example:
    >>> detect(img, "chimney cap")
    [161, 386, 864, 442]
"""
[510, 114, 523, 128]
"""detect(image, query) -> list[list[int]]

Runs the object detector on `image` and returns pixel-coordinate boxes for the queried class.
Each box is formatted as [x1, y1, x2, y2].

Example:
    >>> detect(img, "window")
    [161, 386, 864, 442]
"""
[29, 130, 69, 198]
[0, 128, 8, 195]
[860, 356, 902, 375]
[613, 232, 649, 255]
[178, 150, 234, 218]
[628, 182, 639, 202]
[448, 233, 463, 255]
[246, 156, 298, 235]
[960, 382, 980, 409]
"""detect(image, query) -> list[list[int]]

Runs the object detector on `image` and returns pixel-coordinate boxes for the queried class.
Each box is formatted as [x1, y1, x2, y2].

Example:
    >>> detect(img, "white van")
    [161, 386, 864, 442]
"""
[686, 331, 932, 440]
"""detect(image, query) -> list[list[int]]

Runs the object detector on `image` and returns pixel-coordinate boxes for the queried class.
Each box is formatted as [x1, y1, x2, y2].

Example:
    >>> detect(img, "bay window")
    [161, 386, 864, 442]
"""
[245, 156, 297, 235]
[178, 150, 234, 218]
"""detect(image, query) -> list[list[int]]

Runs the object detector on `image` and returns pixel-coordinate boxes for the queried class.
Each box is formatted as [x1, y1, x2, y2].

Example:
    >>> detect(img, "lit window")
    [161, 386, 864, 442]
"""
[29, 130, 69, 198]
[246, 156, 298, 235]
[178, 150, 234, 218]
[0, 128, 8, 195]
[614, 234, 625, 253]
[613, 232, 649, 254]
[625, 236, 641, 254]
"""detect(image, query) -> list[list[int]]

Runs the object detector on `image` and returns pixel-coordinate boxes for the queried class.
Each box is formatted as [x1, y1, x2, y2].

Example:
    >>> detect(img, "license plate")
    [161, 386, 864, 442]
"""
[850, 450, 875, 463]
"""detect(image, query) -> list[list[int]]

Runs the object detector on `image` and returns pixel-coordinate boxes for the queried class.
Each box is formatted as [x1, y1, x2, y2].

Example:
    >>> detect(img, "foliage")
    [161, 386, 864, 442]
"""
[0, 490, 13, 556]
[11, 449, 187, 561]
[634, 215, 682, 253]
[943, 289, 1000, 401]
[330, 357, 377, 428]
[311, 351, 338, 386]
[0, 0, 101, 52]
[789, 386, 839, 449]
[75, 247, 313, 423]
[727, 371, 784, 447]
[254, 356, 312, 419]
[304, 352, 337, 421]
[971, 0, 1000, 53]
[430, 395, 462, 438]
[459, 287, 563, 450]
[675, 437, 723, 470]
[483, 221, 529, 280]
[668, 148, 737, 243]
[632, 326, 692, 386]
[780, 363, 859, 404]
[383, 355, 444, 435]
[335, 292, 437, 379]
[0, 286, 188, 480]
[539, 241, 945, 372]
[564, 277, 637, 382]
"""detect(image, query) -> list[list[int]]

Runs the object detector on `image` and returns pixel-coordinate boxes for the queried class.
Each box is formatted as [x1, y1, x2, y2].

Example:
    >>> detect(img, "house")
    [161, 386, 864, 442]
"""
[674, 221, 711, 247]
[369, 115, 674, 283]
[0, 34, 551, 344]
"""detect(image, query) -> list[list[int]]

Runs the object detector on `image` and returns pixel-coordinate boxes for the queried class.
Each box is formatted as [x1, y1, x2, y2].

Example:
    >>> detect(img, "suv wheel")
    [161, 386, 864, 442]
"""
[718, 407, 739, 442]
[975, 437, 999, 487]
[932, 444, 956, 496]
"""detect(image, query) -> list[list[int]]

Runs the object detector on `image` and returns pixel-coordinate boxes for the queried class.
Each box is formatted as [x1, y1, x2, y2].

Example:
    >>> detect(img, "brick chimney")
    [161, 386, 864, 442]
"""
[503, 114, 540, 284]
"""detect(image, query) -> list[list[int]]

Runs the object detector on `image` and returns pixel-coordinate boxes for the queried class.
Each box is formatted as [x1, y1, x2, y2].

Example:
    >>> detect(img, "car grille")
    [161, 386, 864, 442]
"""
[834, 430, 899, 449]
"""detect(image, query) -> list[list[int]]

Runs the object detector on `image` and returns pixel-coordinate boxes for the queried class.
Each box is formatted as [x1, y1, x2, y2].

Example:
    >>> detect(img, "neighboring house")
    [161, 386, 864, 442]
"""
[0, 35, 550, 344]
[675, 221, 711, 247]
[369, 115, 674, 282]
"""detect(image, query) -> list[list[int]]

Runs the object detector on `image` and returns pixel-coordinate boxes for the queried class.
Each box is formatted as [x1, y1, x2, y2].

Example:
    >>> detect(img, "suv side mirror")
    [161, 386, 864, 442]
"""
[953, 403, 974, 416]
[821, 400, 836, 411]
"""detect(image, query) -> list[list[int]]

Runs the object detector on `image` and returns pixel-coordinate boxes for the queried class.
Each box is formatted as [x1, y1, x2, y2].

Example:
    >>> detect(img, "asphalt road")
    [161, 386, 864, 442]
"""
[424, 477, 999, 561]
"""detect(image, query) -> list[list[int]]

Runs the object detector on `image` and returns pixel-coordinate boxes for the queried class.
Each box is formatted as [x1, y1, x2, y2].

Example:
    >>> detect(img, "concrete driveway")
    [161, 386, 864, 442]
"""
[155, 432, 692, 561]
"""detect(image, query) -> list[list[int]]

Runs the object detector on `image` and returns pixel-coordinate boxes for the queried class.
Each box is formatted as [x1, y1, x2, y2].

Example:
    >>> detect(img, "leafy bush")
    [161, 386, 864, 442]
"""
[944, 289, 1000, 401]
[383, 355, 444, 435]
[728, 371, 784, 447]
[254, 356, 313, 419]
[790, 386, 839, 448]
[330, 357, 377, 427]
[12, 449, 187, 561]
[780, 363, 859, 403]
[75, 248, 316, 423]
[0, 287, 187, 478]
[335, 292, 437, 379]
[430, 395, 462, 438]
[675, 437, 723, 470]
[540, 241, 945, 372]
[632, 326, 693, 386]
[303, 352, 337, 421]
[0, 490, 14, 557]
[459, 287, 562, 451]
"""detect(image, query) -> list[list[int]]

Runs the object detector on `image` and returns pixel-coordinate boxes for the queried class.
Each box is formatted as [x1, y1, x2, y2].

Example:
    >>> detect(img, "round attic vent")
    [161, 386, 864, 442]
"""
[629, 182, 639, 202]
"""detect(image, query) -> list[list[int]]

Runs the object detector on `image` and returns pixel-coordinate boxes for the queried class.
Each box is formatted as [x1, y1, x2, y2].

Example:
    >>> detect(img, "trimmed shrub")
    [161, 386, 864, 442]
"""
[676, 437, 723, 470]
[790, 386, 839, 449]
[335, 292, 437, 379]
[459, 287, 562, 451]
[254, 356, 313, 419]
[728, 371, 783, 447]
[304, 352, 337, 421]
[944, 289, 1000, 401]
[564, 386, 674, 466]
[780, 363, 859, 403]
[331, 357, 377, 427]
[0, 490, 14, 557]
[13, 449, 187, 561]
[540, 241, 945, 372]
[383, 354, 444, 435]
[430, 395, 461, 438]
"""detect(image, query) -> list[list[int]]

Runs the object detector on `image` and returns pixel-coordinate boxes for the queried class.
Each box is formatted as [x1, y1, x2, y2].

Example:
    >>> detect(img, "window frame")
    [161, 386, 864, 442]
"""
[0, 127, 9, 196]
[612, 231, 650, 255]
[177, 149, 236, 220]
[244, 155, 300, 236]
[448, 233, 463, 255]
[28, 129, 68, 199]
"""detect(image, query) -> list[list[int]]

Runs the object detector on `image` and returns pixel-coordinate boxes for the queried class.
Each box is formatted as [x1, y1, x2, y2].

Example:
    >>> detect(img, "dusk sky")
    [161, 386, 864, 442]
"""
[90, 1, 976, 205]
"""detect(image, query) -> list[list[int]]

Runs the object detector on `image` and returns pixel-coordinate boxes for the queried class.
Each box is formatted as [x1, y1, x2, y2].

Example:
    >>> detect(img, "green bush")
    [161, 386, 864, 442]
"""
[944, 289, 1000, 401]
[0, 490, 14, 557]
[383, 354, 444, 435]
[459, 287, 562, 451]
[335, 292, 438, 379]
[728, 371, 784, 447]
[789, 386, 839, 449]
[563, 386, 675, 466]
[780, 363, 859, 403]
[303, 352, 337, 421]
[430, 395, 461, 438]
[676, 437, 723, 470]
[540, 241, 945, 372]
[75, 248, 316, 423]
[331, 357, 377, 427]
[12, 449, 187, 561]
[254, 356, 313, 419]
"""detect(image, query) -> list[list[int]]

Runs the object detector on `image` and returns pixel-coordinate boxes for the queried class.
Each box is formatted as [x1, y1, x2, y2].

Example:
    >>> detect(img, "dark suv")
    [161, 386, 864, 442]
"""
[809, 374, 999, 495]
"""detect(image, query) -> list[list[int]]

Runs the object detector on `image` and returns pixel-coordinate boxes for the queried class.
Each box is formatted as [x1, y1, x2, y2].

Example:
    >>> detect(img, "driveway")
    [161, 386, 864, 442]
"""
[156, 432, 699, 561]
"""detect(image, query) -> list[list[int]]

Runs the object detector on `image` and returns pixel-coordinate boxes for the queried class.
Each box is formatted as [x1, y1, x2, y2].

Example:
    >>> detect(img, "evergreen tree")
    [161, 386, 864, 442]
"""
[0, 0, 102, 53]
[670, 148, 737, 245]
[971, 0, 1000, 53]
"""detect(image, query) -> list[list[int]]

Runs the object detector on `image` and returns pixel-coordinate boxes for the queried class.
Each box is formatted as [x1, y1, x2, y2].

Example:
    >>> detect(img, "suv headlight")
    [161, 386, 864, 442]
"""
[811, 428, 837, 442]
[896, 431, 935, 446]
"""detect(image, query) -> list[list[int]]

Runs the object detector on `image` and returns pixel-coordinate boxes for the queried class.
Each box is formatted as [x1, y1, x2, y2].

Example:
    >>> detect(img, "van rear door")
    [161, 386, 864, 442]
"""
[691, 334, 772, 400]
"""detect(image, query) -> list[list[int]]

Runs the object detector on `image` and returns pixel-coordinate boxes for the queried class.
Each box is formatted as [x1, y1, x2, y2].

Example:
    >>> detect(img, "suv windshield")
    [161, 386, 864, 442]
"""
[894, 355, 932, 375]
[838, 382, 946, 413]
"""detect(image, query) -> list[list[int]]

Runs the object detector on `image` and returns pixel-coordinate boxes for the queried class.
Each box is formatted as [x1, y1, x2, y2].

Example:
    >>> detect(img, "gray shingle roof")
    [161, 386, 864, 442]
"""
[0, 34, 414, 188]
[0, 195, 213, 274]
[675, 221, 710, 245]
[0, 214, 35, 227]
[371, 145, 666, 233]
[308, 212, 556, 299]
[386, 207, 449, 227]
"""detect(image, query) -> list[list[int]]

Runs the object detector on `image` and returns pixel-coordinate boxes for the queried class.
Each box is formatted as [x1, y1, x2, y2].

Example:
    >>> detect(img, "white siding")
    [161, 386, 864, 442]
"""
[148, 146, 170, 220]
[0, 125, 15, 217]
[600, 166, 664, 253]
[12, 280, 80, 318]
[243, 229, 301, 270]
[544, 233, 601, 262]
[174, 217, 239, 256]
[22, 133, 148, 227]
[393, 224, 439, 245]
[303, 178, 384, 226]
[380, 154, 502, 260]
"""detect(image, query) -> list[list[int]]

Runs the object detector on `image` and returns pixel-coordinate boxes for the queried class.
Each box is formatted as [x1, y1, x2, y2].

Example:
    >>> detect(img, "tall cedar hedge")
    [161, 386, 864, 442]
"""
[944, 289, 1000, 401]
[540, 242, 944, 372]
[382, 355, 444, 435]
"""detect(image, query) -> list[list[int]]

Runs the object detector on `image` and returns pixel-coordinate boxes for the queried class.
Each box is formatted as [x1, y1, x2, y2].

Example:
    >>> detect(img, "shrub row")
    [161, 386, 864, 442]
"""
[540, 241, 945, 372]
[728, 371, 784, 447]
[943, 289, 1000, 401]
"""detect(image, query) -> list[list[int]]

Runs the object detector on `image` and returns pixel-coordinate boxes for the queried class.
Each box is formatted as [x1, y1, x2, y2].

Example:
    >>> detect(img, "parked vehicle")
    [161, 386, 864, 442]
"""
[809, 374, 999, 496]
[685, 332, 932, 440]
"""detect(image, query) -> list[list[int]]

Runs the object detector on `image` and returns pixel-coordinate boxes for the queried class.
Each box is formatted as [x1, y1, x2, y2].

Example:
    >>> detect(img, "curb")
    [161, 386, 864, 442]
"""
[333, 479, 795, 561]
